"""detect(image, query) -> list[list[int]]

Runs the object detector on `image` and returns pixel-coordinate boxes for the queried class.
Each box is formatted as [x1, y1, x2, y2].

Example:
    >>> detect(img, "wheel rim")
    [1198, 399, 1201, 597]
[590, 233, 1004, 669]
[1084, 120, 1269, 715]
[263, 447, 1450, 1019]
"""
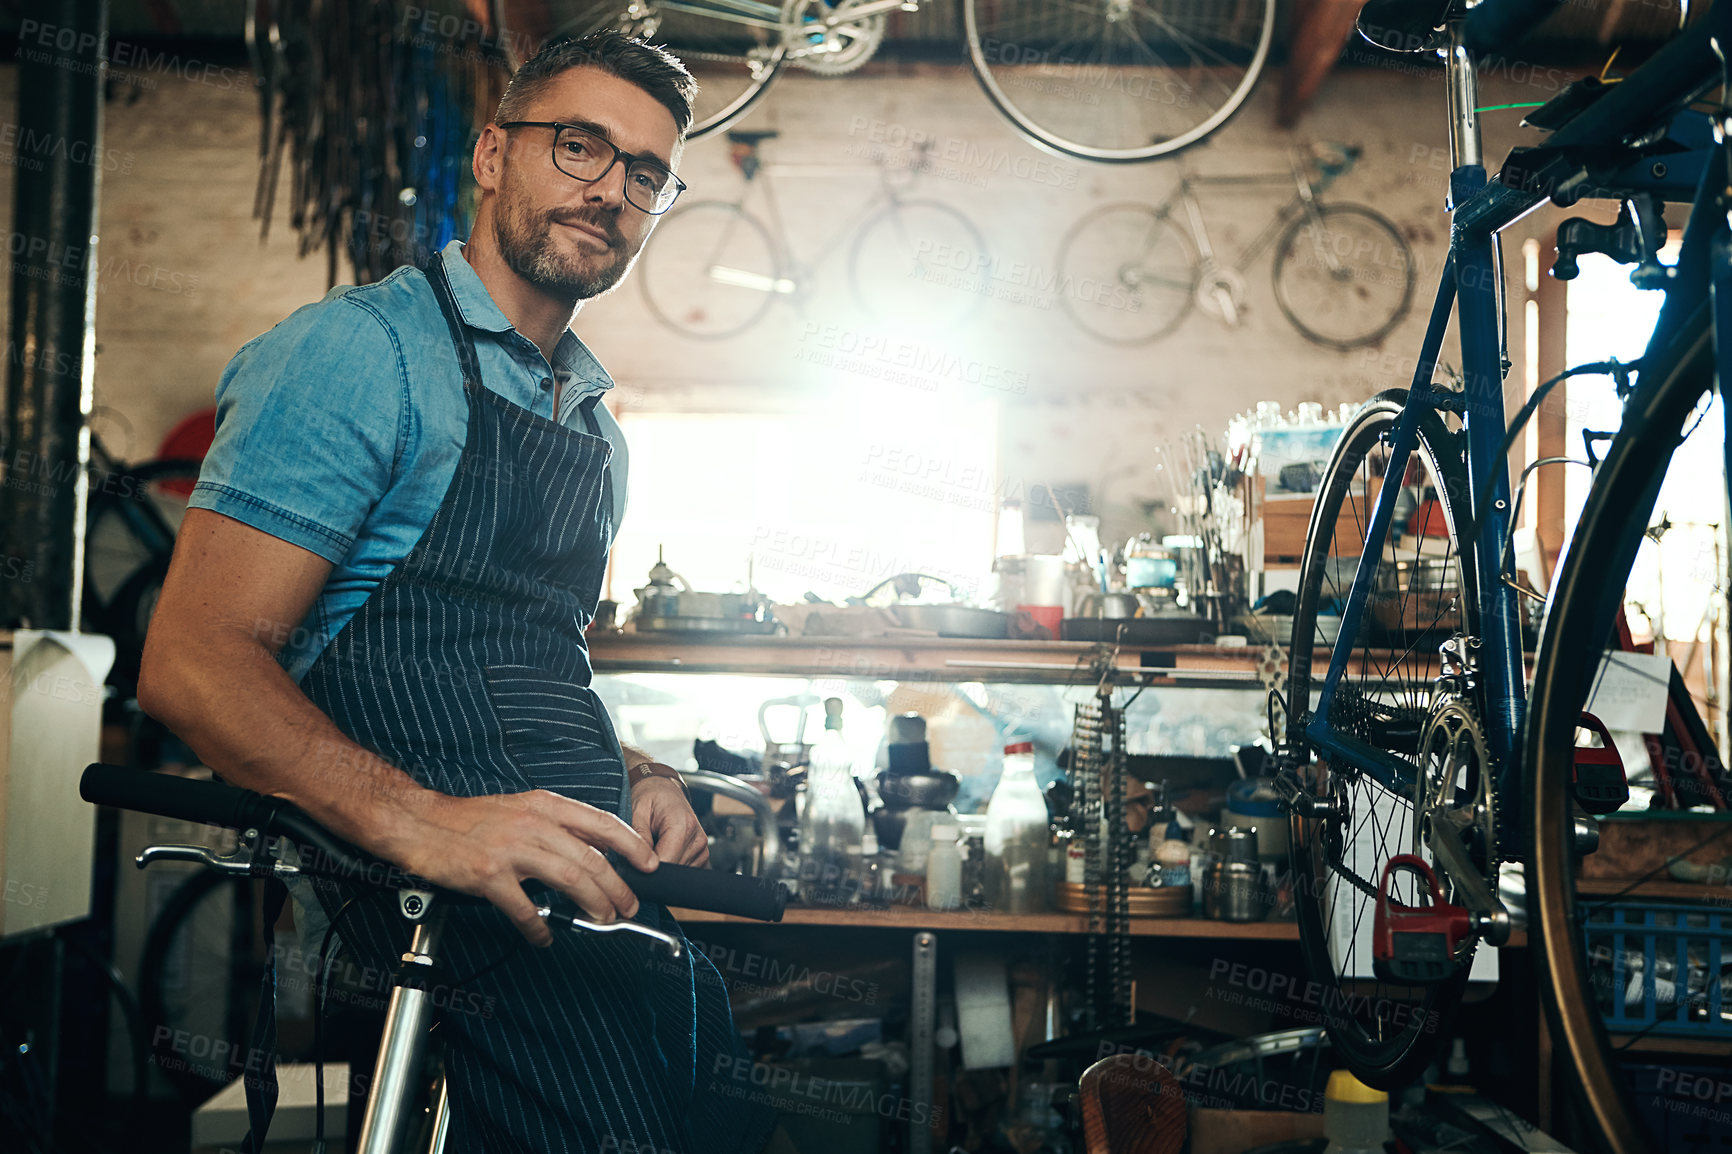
[1287, 395, 1475, 1086]
[639, 202, 781, 339]
[1524, 308, 1716, 1154]
[561, 4, 789, 138]
[850, 201, 987, 331]
[1275, 206, 1415, 350]
[964, 0, 1275, 161]
[1056, 203, 1195, 343]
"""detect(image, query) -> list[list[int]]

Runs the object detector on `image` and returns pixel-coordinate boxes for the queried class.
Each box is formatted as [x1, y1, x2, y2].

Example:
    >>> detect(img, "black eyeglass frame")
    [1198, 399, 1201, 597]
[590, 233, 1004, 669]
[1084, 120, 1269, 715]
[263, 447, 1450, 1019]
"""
[496, 120, 688, 215]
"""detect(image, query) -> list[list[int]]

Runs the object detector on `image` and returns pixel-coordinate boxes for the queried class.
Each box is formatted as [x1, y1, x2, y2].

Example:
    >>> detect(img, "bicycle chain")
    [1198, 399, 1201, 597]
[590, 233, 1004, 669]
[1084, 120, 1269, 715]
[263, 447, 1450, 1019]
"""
[1073, 700, 1105, 1031]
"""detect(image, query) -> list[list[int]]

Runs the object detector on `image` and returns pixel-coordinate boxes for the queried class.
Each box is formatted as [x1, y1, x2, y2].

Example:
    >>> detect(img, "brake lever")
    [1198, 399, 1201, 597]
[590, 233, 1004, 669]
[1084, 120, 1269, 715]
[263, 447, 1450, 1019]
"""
[136, 843, 304, 881]
[537, 907, 684, 958]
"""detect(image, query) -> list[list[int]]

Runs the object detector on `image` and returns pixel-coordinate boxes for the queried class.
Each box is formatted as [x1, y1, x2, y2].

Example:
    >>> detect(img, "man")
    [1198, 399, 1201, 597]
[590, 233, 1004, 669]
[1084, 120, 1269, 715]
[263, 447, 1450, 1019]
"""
[140, 32, 778, 1153]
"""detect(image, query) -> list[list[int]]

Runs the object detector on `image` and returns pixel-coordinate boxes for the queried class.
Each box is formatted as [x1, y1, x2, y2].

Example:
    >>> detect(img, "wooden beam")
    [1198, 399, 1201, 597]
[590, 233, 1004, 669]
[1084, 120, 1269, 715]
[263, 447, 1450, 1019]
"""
[1534, 229, 1568, 581]
[1279, 0, 1365, 127]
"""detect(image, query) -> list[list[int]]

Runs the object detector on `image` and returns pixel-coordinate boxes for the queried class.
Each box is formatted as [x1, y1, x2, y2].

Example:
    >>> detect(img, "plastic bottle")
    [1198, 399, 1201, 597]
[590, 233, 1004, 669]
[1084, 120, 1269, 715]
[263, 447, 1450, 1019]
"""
[925, 823, 962, 910]
[1322, 1069, 1390, 1154]
[798, 698, 865, 906]
[984, 741, 1052, 914]
[1155, 814, 1193, 888]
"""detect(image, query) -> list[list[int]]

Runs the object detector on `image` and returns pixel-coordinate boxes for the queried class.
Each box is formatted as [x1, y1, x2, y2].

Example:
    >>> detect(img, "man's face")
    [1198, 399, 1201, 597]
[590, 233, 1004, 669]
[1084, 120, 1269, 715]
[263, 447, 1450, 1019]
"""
[492, 67, 681, 301]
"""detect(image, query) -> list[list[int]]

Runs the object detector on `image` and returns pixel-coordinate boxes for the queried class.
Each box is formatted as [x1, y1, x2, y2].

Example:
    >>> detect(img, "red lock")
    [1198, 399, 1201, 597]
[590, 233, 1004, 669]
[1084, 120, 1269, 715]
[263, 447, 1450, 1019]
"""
[1372, 854, 1472, 984]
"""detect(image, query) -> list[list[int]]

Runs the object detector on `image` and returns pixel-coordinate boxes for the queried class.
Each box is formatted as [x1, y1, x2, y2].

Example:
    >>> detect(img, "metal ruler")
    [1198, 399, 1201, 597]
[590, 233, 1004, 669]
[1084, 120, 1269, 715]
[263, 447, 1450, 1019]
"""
[910, 930, 937, 1154]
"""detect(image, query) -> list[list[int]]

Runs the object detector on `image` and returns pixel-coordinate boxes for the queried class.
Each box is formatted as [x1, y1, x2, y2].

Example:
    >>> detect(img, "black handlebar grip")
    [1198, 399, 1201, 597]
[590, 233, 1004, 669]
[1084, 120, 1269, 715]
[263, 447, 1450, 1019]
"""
[1463, 0, 1567, 56]
[619, 861, 786, 922]
[81, 763, 281, 832]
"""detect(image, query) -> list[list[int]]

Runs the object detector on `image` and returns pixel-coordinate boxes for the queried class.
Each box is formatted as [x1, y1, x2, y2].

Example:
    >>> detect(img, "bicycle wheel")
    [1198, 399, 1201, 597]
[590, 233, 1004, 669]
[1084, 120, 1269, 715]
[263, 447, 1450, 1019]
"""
[1524, 302, 1715, 1154]
[1273, 204, 1416, 351]
[638, 201, 783, 339]
[963, 0, 1275, 162]
[1285, 390, 1486, 1089]
[848, 199, 988, 331]
[554, 3, 788, 139]
[137, 871, 255, 1100]
[1055, 202, 1197, 344]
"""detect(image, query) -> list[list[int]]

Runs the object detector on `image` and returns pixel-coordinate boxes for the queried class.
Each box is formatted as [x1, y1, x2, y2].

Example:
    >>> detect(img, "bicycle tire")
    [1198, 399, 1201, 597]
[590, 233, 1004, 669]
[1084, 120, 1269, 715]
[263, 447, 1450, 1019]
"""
[1523, 300, 1715, 1154]
[1285, 389, 1482, 1089]
[137, 870, 256, 1100]
[1272, 204, 1416, 351]
[962, 0, 1275, 162]
[847, 198, 988, 331]
[557, 3, 788, 139]
[1055, 201, 1198, 345]
[638, 201, 783, 339]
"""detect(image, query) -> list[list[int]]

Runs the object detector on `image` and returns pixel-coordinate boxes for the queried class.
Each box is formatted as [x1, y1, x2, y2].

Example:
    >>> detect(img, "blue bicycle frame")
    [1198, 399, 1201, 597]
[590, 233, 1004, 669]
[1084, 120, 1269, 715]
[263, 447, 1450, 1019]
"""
[1300, 13, 1730, 841]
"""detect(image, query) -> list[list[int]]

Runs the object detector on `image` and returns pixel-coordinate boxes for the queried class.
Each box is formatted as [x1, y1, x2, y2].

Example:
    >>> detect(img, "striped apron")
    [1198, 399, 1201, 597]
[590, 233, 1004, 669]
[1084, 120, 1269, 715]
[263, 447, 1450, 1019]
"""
[298, 256, 774, 1154]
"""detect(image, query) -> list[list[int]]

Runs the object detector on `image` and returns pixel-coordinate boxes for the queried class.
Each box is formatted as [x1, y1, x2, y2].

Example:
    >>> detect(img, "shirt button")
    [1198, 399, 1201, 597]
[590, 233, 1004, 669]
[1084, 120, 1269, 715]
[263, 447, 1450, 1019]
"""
[539, 377, 554, 391]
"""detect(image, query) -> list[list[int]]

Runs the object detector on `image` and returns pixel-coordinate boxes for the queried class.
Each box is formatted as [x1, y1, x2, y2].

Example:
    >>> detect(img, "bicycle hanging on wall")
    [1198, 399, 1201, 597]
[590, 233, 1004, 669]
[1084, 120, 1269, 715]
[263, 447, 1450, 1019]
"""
[496, 0, 1277, 160]
[1055, 142, 1417, 348]
[635, 130, 986, 337]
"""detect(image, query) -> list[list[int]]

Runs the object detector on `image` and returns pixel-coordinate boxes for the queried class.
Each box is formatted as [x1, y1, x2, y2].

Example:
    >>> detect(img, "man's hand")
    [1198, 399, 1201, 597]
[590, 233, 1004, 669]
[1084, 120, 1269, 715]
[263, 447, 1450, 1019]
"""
[391, 789, 660, 947]
[631, 777, 710, 867]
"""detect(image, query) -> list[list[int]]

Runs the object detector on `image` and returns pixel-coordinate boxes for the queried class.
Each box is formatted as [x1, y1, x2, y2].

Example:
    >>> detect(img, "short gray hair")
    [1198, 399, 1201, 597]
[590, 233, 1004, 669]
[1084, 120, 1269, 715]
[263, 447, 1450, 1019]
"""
[495, 29, 696, 138]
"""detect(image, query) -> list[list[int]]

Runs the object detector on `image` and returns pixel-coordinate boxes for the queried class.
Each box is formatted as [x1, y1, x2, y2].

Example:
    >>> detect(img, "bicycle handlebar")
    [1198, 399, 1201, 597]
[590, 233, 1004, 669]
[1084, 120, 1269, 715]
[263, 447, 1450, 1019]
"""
[81, 763, 786, 922]
[1461, 0, 1568, 56]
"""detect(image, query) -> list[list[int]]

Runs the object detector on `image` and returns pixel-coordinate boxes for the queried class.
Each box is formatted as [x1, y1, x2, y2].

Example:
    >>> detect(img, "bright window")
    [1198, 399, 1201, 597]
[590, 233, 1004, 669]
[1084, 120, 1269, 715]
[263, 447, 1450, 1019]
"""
[1565, 251, 1723, 653]
[609, 392, 1000, 609]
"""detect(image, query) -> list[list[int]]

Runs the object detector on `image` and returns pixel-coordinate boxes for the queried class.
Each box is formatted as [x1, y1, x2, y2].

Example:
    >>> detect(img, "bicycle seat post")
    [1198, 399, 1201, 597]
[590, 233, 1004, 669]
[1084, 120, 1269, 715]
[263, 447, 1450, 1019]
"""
[358, 890, 446, 1154]
[1443, 15, 1483, 172]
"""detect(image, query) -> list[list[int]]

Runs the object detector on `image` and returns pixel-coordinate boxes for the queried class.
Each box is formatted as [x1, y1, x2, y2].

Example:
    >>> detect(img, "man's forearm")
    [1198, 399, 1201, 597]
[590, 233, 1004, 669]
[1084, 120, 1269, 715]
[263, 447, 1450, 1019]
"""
[138, 629, 435, 860]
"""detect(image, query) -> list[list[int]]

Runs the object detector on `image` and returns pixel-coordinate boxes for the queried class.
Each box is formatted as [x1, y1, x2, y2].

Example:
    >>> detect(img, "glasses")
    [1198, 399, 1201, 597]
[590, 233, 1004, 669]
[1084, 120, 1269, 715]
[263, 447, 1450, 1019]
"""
[497, 121, 687, 215]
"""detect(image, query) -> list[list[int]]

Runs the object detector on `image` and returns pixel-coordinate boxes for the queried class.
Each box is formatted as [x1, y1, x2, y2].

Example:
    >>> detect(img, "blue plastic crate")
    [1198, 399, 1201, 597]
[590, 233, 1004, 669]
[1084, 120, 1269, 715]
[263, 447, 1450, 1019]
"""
[1583, 902, 1732, 1040]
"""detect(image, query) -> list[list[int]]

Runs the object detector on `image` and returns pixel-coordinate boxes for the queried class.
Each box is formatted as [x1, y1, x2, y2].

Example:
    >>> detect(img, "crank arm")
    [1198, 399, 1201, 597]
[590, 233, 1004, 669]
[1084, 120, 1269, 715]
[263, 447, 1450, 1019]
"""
[819, 0, 915, 23]
[538, 907, 685, 958]
[1424, 817, 1511, 946]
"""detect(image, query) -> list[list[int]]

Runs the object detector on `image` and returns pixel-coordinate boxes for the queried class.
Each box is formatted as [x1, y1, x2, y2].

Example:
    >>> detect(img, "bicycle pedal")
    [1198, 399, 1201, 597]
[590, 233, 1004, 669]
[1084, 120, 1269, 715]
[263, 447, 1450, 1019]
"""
[1572, 713, 1630, 815]
[1372, 855, 1472, 985]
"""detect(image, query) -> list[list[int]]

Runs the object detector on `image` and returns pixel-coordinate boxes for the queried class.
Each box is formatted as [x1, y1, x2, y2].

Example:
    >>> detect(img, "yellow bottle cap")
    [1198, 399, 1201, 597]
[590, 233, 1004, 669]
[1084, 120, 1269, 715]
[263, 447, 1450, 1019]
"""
[1326, 1069, 1388, 1105]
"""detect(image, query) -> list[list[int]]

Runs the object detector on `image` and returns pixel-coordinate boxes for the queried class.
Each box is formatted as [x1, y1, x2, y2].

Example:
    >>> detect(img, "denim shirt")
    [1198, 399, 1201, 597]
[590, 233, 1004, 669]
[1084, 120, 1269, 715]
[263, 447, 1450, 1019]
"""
[189, 239, 629, 682]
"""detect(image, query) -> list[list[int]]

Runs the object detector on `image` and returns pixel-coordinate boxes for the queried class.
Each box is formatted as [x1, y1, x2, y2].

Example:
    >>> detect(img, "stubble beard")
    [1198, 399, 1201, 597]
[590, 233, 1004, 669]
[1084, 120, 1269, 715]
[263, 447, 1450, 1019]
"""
[493, 180, 641, 302]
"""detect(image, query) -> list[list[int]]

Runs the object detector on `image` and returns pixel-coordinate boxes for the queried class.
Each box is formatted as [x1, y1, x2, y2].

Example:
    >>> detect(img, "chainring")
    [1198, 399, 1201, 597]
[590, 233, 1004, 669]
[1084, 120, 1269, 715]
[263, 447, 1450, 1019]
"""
[1413, 698, 1499, 956]
[781, 0, 885, 74]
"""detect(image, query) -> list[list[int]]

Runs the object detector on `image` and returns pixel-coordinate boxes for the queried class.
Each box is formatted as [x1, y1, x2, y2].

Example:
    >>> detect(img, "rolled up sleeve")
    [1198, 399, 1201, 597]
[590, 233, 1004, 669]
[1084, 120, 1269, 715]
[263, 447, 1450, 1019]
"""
[189, 296, 408, 564]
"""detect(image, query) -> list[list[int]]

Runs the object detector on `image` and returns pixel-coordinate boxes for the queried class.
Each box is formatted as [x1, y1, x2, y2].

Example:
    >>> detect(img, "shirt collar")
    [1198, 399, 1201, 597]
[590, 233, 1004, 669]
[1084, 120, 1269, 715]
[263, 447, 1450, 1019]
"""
[438, 239, 615, 395]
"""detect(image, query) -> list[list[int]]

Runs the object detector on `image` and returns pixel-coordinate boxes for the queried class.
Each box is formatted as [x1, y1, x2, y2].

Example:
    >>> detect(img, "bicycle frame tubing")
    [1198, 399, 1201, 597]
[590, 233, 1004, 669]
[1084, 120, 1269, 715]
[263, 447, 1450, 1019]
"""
[727, 155, 922, 276]
[1303, 7, 1729, 818]
[1149, 154, 1355, 276]
[643, 0, 915, 34]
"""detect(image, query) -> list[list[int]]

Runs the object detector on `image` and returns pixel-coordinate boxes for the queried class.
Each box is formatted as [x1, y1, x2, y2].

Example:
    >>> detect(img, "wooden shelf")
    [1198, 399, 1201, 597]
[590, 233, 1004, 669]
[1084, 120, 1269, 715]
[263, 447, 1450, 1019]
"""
[668, 903, 1300, 938]
[588, 632, 1269, 686]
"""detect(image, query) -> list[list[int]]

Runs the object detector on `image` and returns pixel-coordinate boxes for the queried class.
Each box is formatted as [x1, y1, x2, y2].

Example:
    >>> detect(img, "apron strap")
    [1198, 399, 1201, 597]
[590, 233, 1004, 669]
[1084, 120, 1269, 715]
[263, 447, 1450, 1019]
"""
[423, 252, 484, 388]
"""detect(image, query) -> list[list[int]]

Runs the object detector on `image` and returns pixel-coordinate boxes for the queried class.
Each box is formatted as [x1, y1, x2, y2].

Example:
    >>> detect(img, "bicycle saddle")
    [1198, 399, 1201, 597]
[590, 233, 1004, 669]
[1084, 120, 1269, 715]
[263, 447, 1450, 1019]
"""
[1357, 0, 1457, 52]
[726, 129, 780, 145]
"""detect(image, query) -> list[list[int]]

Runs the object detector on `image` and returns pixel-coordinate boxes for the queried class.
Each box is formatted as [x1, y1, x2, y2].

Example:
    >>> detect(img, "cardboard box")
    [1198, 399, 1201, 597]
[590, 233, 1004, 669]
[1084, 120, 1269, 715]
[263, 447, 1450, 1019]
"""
[1189, 1107, 1326, 1154]
[1257, 477, 1381, 564]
